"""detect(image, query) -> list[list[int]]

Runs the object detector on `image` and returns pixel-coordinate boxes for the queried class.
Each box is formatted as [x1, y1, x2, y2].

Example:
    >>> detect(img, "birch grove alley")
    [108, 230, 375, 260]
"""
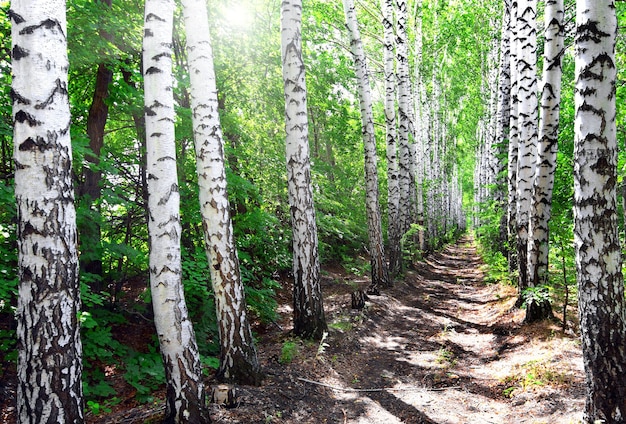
[2, 0, 626, 423]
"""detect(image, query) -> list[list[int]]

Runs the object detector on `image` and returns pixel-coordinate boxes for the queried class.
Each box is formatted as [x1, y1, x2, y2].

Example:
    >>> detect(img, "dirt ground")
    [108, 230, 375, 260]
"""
[1, 236, 586, 423]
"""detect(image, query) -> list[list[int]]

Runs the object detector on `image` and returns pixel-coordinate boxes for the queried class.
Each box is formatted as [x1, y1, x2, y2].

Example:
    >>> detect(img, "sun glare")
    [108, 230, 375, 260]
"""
[221, 3, 255, 31]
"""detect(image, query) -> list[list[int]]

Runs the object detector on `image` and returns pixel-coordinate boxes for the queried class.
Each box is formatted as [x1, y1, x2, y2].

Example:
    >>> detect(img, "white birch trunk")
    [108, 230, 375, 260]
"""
[384, 0, 401, 276]
[180, 0, 263, 385]
[514, 0, 538, 297]
[343, 0, 390, 290]
[507, 0, 520, 273]
[11, 2, 84, 421]
[280, 0, 327, 339]
[495, 0, 511, 250]
[143, 2, 210, 420]
[526, 0, 564, 291]
[574, 1, 626, 421]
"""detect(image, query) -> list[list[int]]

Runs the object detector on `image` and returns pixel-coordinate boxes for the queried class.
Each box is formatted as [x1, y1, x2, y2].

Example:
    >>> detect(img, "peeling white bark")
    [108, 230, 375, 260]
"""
[181, 0, 262, 385]
[280, 0, 327, 339]
[574, 1, 626, 421]
[143, 1, 209, 420]
[11, 1, 84, 422]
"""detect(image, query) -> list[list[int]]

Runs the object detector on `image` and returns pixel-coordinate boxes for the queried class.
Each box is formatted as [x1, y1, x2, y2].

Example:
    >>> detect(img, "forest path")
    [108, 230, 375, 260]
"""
[313, 235, 586, 423]
[219, 235, 586, 424]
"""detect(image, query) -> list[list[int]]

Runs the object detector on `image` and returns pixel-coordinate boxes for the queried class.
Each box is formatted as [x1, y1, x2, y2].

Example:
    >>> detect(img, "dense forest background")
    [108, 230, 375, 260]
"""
[3, 0, 626, 419]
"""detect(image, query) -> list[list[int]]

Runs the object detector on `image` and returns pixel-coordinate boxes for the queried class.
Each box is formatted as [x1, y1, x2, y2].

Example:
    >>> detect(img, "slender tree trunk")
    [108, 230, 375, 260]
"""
[574, 1, 626, 422]
[383, 0, 401, 276]
[143, 2, 209, 421]
[495, 0, 511, 253]
[78, 0, 113, 286]
[11, 1, 84, 422]
[280, 0, 327, 340]
[396, 0, 413, 239]
[343, 0, 390, 291]
[507, 0, 519, 274]
[524, 0, 564, 322]
[180, 0, 263, 385]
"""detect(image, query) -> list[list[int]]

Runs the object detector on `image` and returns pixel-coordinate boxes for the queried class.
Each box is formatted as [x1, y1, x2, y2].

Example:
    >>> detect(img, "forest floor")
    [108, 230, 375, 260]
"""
[1, 235, 586, 423]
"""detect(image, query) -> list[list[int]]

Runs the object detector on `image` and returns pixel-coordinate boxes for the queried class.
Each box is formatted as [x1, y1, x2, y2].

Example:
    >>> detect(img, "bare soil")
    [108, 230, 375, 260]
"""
[0, 236, 586, 423]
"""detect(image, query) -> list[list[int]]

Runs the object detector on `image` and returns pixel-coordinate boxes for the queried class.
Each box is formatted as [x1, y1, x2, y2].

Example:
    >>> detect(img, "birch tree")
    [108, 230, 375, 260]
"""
[396, 0, 414, 239]
[384, 0, 401, 276]
[280, 0, 327, 340]
[514, 0, 538, 298]
[507, 0, 519, 273]
[525, 0, 564, 321]
[343, 0, 390, 291]
[495, 0, 511, 251]
[574, 1, 626, 421]
[181, 0, 263, 385]
[11, 1, 84, 421]
[143, 1, 210, 420]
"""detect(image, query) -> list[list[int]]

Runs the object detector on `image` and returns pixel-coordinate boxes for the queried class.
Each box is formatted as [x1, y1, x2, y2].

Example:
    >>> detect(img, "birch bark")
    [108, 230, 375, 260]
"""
[180, 0, 263, 385]
[343, 0, 390, 291]
[574, 1, 626, 421]
[11, 1, 84, 421]
[280, 0, 328, 339]
[143, 1, 210, 420]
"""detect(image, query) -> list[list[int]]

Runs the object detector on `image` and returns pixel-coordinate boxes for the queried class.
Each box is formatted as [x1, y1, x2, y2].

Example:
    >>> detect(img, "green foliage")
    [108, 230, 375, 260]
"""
[279, 339, 300, 364]
[521, 286, 552, 309]
[124, 347, 166, 403]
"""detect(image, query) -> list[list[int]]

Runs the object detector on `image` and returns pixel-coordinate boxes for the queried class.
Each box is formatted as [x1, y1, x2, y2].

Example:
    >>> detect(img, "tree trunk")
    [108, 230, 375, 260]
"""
[180, 0, 263, 386]
[507, 0, 519, 274]
[574, 1, 626, 422]
[525, 0, 564, 321]
[11, 2, 84, 422]
[495, 0, 511, 255]
[514, 0, 538, 301]
[280, 0, 328, 340]
[383, 0, 401, 276]
[343, 0, 390, 291]
[77, 0, 113, 287]
[143, 1, 210, 421]
[396, 0, 414, 240]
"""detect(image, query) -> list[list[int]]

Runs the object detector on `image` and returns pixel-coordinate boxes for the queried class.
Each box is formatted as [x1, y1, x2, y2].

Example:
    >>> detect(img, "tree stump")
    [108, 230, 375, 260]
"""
[351, 290, 368, 309]
[211, 384, 239, 408]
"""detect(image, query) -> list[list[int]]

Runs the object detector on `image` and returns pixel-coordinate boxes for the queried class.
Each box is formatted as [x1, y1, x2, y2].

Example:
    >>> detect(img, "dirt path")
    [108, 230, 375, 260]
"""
[92, 236, 586, 423]
[221, 236, 585, 424]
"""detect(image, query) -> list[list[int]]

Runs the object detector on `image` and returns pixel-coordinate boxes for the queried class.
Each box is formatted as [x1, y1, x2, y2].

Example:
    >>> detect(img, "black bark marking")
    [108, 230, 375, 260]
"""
[11, 89, 30, 105]
[146, 13, 166, 22]
[20, 19, 65, 37]
[15, 110, 40, 127]
[577, 20, 610, 44]
[7, 9, 25, 24]
[12, 45, 29, 60]
[145, 66, 162, 75]
[36, 79, 68, 110]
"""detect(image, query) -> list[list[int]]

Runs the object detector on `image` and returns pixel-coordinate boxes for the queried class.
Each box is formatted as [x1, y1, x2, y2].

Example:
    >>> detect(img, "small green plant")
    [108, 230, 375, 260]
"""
[328, 319, 353, 332]
[280, 339, 299, 364]
[124, 346, 166, 403]
[436, 347, 456, 367]
[87, 400, 112, 416]
[521, 286, 552, 309]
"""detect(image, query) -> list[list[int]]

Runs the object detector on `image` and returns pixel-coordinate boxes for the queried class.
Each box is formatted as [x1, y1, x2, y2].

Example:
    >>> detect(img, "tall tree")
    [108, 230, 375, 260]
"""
[514, 0, 538, 300]
[396, 0, 415, 239]
[525, 0, 564, 321]
[280, 0, 328, 339]
[384, 0, 401, 276]
[143, 0, 209, 420]
[495, 0, 511, 252]
[181, 0, 263, 385]
[343, 0, 390, 292]
[11, 0, 84, 421]
[507, 0, 519, 274]
[574, 0, 626, 421]
[77, 0, 113, 287]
